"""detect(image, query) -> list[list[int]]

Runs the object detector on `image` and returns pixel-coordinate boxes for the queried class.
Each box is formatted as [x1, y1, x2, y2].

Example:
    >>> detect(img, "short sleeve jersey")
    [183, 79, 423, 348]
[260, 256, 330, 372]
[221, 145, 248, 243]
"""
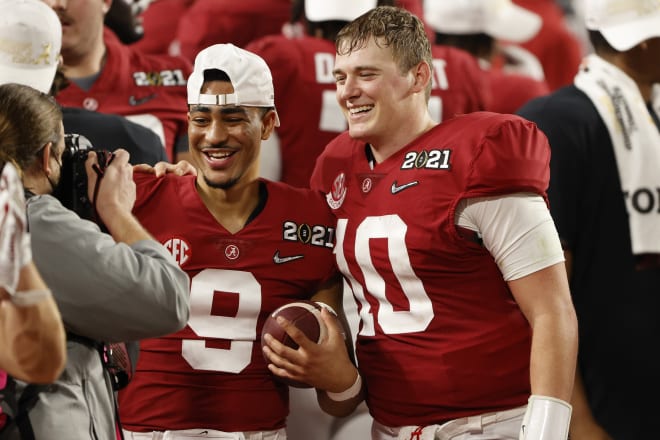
[56, 29, 192, 161]
[310, 112, 550, 426]
[118, 174, 338, 432]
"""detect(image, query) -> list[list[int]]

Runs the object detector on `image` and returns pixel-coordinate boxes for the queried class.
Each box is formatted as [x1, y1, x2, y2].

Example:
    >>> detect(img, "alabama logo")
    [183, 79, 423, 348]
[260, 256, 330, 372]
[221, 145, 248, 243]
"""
[326, 172, 347, 209]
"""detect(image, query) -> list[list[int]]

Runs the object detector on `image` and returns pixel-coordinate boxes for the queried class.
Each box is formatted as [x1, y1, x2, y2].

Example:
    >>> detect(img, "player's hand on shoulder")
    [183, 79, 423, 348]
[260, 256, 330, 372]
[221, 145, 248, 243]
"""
[133, 160, 197, 178]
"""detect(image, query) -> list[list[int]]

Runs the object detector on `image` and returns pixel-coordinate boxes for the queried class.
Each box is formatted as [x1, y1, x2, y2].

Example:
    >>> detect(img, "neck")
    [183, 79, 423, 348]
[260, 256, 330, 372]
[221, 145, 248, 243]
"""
[22, 173, 52, 196]
[196, 177, 261, 234]
[600, 51, 654, 103]
[370, 111, 437, 164]
[62, 40, 107, 79]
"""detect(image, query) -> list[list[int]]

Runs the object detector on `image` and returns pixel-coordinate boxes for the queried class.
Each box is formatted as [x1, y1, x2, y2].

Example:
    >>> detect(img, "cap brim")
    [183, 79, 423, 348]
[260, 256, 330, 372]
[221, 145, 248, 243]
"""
[0, 65, 55, 94]
[598, 14, 660, 51]
[487, 3, 542, 42]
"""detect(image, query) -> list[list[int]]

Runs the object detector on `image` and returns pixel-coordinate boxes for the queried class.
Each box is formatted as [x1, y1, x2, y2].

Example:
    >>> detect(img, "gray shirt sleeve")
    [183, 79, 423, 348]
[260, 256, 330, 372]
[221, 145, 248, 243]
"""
[26, 194, 190, 342]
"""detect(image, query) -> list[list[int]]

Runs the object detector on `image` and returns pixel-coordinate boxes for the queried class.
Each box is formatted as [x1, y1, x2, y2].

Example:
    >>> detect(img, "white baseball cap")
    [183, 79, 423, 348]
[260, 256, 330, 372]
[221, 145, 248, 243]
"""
[424, 0, 542, 43]
[305, 0, 377, 22]
[187, 43, 280, 126]
[585, 0, 660, 51]
[0, 0, 62, 94]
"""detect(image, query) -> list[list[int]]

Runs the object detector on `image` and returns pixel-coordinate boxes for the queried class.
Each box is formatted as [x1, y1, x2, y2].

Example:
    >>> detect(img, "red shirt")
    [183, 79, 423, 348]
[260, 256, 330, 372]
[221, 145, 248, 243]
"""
[119, 174, 337, 432]
[56, 29, 191, 161]
[175, 0, 291, 63]
[311, 112, 550, 426]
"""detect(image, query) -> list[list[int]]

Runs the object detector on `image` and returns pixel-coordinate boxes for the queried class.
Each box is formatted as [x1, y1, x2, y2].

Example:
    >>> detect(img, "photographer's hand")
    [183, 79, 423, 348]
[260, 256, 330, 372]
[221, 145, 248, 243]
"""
[85, 149, 153, 245]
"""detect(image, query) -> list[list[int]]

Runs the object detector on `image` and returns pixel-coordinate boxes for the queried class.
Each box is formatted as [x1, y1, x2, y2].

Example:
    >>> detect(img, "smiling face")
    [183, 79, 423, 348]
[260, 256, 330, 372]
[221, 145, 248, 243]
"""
[333, 37, 420, 148]
[187, 80, 276, 191]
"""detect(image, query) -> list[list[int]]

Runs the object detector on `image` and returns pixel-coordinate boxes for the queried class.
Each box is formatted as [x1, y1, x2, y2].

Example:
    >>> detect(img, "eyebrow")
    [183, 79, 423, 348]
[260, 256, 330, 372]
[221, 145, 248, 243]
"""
[332, 65, 379, 76]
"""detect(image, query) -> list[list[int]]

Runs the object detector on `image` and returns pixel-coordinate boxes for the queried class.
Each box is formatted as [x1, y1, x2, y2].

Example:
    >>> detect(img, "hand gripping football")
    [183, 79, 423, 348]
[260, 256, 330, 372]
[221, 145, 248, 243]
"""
[261, 300, 329, 388]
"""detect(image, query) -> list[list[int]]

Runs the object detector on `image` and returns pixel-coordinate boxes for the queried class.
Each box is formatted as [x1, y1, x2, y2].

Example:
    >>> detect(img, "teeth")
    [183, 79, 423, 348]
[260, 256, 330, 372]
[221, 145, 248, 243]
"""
[207, 151, 231, 159]
[349, 105, 372, 114]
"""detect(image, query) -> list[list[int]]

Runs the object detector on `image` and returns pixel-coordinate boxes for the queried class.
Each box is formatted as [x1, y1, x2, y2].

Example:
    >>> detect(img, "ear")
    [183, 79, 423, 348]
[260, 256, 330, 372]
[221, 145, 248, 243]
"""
[102, 0, 111, 14]
[261, 110, 278, 140]
[41, 142, 54, 175]
[410, 60, 432, 95]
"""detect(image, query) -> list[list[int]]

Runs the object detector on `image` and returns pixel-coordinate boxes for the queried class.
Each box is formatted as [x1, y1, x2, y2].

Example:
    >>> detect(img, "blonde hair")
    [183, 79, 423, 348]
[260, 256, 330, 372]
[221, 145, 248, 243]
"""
[335, 6, 433, 99]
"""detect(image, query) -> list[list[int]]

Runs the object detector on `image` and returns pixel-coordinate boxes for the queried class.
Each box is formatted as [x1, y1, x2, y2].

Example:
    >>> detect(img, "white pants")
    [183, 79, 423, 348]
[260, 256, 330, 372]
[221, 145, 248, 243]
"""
[123, 428, 287, 440]
[371, 406, 526, 440]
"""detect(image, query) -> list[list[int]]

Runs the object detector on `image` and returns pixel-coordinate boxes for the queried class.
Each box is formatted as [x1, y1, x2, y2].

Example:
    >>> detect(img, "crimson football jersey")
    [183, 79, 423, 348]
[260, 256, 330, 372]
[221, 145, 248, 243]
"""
[56, 29, 191, 161]
[310, 112, 550, 427]
[119, 174, 338, 432]
[486, 69, 550, 114]
[244, 36, 489, 188]
[175, 0, 291, 63]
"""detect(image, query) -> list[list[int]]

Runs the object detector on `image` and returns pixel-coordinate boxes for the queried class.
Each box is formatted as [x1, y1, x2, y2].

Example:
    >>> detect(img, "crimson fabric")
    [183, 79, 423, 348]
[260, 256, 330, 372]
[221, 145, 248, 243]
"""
[119, 174, 337, 432]
[310, 112, 550, 426]
[56, 29, 191, 161]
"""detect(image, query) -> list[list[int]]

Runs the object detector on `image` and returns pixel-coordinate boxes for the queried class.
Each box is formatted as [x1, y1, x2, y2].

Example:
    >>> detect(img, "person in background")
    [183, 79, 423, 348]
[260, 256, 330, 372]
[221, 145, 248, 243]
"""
[0, 0, 167, 166]
[517, 0, 660, 438]
[512, 0, 585, 90]
[173, 0, 291, 63]
[262, 6, 578, 440]
[118, 43, 347, 440]
[42, 0, 192, 162]
[0, 81, 190, 440]
[424, 0, 551, 114]
[0, 160, 66, 385]
[247, 0, 489, 186]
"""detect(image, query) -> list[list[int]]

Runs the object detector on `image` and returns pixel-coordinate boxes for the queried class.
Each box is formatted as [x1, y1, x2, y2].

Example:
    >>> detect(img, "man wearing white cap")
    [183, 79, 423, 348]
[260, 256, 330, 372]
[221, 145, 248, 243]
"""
[118, 43, 346, 440]
[0, 0, 168, 166]
[518, 1, 660, 438]
[424, 0, 551, 114]
[247, 0, 489, 187]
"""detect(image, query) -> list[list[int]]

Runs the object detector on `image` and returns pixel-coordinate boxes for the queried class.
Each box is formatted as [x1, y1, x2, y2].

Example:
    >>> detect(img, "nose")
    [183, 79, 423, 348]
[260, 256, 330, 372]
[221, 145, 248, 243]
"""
[337, 75, 359, 103]
[205, 119, 230, 146]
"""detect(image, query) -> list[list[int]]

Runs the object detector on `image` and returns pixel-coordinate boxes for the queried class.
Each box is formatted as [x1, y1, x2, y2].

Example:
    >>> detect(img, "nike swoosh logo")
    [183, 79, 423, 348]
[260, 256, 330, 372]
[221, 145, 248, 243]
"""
[391, 180, 419, 194]
[273, 251, 304, 264]
[128, 93, 157, 106]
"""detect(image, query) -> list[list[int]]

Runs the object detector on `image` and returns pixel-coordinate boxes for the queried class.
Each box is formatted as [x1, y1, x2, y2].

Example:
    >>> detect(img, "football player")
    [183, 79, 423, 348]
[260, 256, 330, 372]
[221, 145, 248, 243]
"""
[118, 44, 346, 440]
[43, 0, 192, 162]
[246, 0, 489, 187]
[263, 6, 579, 440]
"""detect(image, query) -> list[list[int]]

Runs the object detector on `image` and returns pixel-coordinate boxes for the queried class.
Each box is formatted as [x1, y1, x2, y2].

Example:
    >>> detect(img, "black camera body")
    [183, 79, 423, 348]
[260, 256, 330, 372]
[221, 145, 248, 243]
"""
[52, 133, 112, 222]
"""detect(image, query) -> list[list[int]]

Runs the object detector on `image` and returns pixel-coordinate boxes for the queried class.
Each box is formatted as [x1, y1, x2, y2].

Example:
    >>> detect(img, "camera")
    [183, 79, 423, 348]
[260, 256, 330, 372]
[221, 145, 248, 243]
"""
[52, 133, 112, 222]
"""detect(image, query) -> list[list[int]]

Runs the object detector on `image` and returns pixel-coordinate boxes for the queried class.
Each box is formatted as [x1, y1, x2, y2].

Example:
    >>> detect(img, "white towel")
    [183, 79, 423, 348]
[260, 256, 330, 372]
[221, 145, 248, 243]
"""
[575, 54, 660, 255]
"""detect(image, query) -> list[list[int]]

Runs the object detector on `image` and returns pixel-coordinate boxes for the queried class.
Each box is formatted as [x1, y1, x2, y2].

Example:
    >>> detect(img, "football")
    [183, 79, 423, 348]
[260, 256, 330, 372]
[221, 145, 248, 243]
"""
[261, 300, 328, 388]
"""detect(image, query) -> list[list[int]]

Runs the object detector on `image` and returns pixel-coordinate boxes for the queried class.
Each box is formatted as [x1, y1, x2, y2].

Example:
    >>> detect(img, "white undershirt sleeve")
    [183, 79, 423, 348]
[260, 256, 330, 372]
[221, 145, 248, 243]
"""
[455, 193, 564, 281]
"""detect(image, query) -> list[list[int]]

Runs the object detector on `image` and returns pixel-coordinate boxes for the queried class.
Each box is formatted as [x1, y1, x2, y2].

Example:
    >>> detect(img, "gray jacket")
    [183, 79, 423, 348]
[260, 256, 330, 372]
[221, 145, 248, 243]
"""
[7, 195, 190, 440]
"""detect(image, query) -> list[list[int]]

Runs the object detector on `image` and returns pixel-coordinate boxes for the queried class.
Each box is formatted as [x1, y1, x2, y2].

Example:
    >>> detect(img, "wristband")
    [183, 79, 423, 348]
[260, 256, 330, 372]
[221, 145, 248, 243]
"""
[519, 394, 572, 440]
[11, 289, 52, 307]
[327, 371, 362, 402]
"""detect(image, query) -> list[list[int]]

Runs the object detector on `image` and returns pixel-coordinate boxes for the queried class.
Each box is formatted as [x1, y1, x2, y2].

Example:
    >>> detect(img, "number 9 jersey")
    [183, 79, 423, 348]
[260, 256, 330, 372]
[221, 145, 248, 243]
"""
[310, 112, 551, 427]
[118, 174, 338, 432]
